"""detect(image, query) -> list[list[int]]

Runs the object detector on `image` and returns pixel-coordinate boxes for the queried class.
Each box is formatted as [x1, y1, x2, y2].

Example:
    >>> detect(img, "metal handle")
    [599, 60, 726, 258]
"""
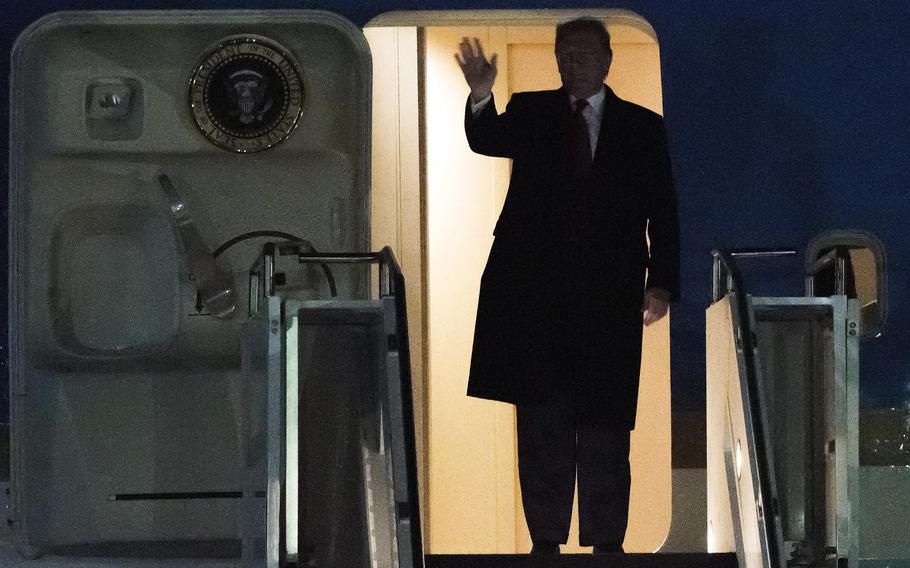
[158, 174, 236, 317]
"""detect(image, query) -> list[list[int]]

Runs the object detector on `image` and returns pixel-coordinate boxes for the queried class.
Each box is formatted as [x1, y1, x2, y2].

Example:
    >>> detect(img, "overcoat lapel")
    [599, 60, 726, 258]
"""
[593, 85, 624, 172]
[554, 87, 574, 161]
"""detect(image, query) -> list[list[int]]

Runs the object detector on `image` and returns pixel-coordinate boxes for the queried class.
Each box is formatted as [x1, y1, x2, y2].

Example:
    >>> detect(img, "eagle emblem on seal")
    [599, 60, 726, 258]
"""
[189, 36, 304, 153]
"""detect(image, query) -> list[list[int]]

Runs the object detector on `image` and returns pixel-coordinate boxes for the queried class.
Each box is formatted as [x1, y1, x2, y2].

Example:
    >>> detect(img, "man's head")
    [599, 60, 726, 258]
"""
[555, 18, 612, 100]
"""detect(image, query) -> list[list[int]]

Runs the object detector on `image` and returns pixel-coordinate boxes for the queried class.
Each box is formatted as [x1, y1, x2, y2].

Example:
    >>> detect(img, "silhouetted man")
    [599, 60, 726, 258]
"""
[455, 17, 679, 555]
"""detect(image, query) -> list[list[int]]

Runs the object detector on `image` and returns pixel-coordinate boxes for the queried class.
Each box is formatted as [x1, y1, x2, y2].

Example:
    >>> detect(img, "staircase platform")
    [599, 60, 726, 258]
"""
[425, 553, 738, 567]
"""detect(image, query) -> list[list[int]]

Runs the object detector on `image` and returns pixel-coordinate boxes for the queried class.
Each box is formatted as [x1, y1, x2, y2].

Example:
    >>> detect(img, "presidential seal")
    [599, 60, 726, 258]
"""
[189, 36, 304, 153]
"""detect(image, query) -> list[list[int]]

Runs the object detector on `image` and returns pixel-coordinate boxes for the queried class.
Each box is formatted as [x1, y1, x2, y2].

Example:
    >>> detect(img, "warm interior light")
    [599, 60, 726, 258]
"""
[368, 12, 670, 553]
[735, 439, 743, 480]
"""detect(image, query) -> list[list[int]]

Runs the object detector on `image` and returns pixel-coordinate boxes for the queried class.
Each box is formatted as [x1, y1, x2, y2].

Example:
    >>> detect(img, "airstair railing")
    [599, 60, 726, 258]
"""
[247, 243, 423, 568]
[711, 248, 795, 568]
[291, 246, 424, 564]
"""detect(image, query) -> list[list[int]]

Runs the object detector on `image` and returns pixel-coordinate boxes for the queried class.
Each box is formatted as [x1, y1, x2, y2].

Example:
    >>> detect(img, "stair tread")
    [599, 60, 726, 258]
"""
[425, 552, 737, 567]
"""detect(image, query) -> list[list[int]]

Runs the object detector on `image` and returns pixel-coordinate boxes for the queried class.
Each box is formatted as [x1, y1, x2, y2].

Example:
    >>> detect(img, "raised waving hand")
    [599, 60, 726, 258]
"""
[455, 37, 498, 103]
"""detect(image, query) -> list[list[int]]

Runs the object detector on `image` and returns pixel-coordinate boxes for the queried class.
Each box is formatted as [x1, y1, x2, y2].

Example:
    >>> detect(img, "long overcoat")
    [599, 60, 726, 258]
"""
[464, 86, 680, 430]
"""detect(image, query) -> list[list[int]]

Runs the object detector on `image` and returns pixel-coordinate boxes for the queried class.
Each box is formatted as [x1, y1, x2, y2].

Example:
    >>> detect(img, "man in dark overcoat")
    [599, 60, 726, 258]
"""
[455, 17, 680, 555]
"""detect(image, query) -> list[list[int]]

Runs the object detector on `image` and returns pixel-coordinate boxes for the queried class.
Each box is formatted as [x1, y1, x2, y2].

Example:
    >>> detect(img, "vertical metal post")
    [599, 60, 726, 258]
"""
[380, 262, 389, 298]
[844, 299, 861, 567]
[266, 297, 285, 568]
[249, 271, 261, 317]
[835, 255, 846, 296]
[264, 251, 276, 298]
[713, 254, 723, 302]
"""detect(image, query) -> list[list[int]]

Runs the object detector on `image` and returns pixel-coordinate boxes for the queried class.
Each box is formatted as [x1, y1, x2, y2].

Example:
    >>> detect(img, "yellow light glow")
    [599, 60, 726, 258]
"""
[735, 439, 743, 481]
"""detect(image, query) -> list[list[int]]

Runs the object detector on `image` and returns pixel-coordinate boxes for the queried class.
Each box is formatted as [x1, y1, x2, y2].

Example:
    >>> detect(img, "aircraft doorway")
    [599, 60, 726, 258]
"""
[366, 10, 671, 554]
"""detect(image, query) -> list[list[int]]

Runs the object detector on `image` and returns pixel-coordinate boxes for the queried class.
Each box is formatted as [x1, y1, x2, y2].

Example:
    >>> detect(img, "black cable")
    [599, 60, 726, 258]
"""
[213, 230, 338, 297]
[212, 230, 302, 258]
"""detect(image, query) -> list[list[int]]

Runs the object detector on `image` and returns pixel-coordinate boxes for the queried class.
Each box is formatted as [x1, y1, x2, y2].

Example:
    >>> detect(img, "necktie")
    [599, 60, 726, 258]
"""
[565, 99, 593, 247]
[569, 99, 593, 185]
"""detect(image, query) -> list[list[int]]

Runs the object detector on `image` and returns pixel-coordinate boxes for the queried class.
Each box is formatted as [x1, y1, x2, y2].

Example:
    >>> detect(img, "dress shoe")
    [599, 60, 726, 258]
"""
[593, 544, 624, 554]
[530, 541, 560, 555]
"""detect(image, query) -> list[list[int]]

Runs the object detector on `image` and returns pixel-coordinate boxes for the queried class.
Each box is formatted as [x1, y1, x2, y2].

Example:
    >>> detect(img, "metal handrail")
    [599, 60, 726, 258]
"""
[711, 248, 785, 568]
[711, 248, 797, 302]
[805, 246, 848, 297]
[293, 248, 404, 299]
[250, 242, 404, 301]
[291, 245, 421, 564]
[249, 243, 423, 565]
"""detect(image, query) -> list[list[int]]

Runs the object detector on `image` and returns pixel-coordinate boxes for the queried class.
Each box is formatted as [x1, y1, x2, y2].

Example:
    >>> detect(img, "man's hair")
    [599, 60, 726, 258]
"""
[555, 17, 612, 58]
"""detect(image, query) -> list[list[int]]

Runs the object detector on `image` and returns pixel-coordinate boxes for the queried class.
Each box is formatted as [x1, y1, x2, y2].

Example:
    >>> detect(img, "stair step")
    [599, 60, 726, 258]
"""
[425, 553, 738, 568]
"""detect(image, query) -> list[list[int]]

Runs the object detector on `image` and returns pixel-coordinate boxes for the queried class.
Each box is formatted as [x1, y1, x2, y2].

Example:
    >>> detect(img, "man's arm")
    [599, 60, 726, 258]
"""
[456, 37, 518, 158]
[463, 93, 521, 158]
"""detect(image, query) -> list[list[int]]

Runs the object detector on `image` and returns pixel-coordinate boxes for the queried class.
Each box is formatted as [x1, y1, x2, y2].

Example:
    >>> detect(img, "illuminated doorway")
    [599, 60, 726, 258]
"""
[366, 10, 671, 554]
